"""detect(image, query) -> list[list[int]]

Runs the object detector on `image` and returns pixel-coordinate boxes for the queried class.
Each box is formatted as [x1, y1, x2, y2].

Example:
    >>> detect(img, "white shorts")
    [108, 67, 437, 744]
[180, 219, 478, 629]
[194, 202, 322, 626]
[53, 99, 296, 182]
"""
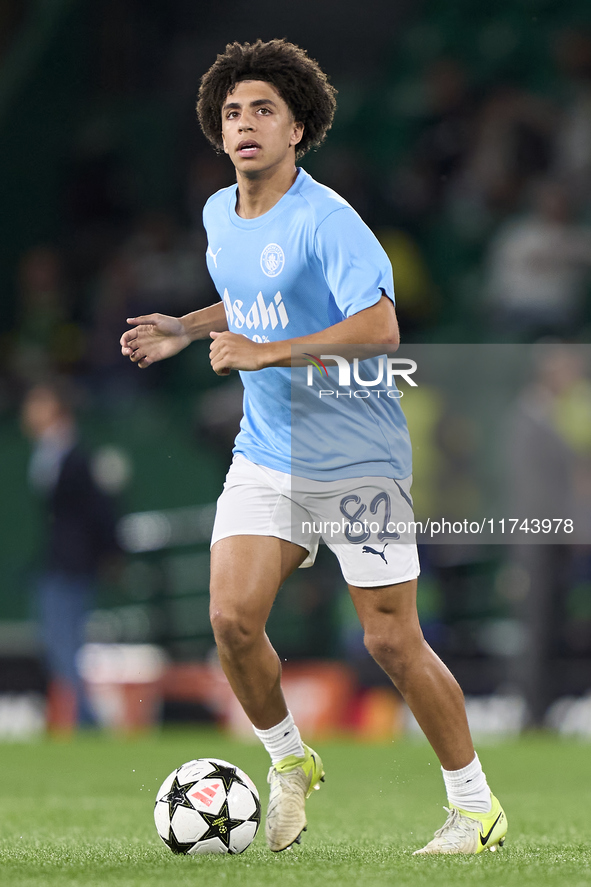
[211, 455, 420, 587]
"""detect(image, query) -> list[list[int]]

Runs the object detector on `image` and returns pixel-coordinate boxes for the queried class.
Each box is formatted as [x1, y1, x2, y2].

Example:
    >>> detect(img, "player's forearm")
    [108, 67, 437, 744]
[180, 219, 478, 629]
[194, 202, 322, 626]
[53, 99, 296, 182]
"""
[182, 302, 228, 341]
[258, 297, 399, 368]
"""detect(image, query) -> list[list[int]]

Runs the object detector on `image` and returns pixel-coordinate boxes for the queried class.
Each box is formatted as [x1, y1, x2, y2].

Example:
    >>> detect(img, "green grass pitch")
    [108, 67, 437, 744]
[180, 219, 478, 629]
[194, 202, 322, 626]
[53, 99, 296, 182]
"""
[0, 729, 589, 887]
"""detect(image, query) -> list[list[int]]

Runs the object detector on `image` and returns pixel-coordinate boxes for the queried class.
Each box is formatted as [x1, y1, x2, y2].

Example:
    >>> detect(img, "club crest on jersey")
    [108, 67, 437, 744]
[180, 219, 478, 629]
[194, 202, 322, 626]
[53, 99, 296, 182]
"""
[260, 243, 285, 278]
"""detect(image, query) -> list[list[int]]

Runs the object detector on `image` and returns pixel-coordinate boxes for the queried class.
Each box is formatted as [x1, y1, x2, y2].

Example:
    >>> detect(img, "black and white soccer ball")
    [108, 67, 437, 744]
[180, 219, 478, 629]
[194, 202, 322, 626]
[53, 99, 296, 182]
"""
[154, 758, 261, 855]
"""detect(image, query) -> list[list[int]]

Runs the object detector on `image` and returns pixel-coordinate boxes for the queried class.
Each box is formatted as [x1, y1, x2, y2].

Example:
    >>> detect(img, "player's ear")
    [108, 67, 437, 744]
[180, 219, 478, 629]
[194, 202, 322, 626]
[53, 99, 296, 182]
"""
[290, 121, 304, 148]
[221, 132, 229, 154]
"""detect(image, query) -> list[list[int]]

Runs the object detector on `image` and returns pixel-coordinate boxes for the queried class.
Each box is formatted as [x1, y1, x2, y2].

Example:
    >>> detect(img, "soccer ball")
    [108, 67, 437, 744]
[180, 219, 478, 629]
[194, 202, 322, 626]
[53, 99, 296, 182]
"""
[154, 758, 261, 855]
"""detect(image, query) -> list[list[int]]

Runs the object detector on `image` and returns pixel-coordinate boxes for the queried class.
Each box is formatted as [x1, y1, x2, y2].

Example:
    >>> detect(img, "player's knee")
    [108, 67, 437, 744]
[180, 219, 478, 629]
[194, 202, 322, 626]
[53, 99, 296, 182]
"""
[364, 631, 397, 668]
[209, 607, 260, 654]
[364, 626, 421, 678]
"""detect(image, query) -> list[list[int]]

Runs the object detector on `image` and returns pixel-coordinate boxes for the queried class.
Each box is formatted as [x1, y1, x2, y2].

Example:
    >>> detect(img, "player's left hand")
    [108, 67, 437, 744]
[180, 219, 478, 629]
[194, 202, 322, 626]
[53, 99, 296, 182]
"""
[209, 331, 267, 375]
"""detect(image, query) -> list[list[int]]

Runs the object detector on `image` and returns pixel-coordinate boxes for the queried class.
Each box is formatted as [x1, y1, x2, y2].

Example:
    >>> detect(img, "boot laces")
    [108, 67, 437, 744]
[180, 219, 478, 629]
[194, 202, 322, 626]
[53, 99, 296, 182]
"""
[432, 807, 478, 848]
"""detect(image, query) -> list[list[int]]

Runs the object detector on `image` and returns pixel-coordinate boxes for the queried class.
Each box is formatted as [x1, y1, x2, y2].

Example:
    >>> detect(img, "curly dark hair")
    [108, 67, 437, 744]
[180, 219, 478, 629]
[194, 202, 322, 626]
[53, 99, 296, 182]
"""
[197, 39, 337, 160]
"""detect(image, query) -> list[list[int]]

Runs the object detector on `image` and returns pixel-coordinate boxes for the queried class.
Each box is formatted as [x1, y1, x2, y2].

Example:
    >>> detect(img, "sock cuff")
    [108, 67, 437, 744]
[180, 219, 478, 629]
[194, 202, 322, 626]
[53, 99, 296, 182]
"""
[252, 711, 304, 765]
[441, 752, 481, 786]
[252, 711, 294, 742]
[441, 752, 492, 814]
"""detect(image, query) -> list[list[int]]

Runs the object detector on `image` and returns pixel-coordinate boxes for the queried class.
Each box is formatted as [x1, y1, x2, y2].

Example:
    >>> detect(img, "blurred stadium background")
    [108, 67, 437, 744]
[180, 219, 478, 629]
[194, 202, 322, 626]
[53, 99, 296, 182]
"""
[1, 0, 591, 742]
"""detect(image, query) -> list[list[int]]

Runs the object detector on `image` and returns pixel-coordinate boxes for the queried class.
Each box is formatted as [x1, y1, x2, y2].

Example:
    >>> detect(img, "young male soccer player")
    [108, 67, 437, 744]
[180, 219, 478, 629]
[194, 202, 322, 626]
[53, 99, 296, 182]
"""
[120, 39, 507, 855]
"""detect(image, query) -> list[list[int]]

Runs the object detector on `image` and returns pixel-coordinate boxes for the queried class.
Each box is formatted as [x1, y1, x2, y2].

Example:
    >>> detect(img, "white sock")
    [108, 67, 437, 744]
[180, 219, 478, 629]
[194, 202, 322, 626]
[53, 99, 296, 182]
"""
[252, 712, 305, 765]
[441, 753, 492, 814]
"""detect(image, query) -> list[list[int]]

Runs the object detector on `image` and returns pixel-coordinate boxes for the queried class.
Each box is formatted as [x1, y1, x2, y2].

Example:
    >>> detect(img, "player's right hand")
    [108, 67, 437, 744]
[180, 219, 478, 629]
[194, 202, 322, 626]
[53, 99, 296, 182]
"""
[120, 313, 191, 368]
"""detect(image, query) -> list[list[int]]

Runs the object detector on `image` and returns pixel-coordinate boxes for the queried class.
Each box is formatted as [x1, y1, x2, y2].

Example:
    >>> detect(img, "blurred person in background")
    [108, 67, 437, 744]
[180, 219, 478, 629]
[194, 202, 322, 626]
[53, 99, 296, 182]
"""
[87, 252, 147, 408]
[21, 381, 121, 734]
[88, 211, 215, 407]
[122, 211, 211, 317]
[484, 179, 591, 340]
[459, 86, 555, 221]
[9, 246, 84, 385]
[389, 58, 476, 224]
[376, 227, 440, 336]
[553, 28, 591, 207]
[505, 347, 591, 723]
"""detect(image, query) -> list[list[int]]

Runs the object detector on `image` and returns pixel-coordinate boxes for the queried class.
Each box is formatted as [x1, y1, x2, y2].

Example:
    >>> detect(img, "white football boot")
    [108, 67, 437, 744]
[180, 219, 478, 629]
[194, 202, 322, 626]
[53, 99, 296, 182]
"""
[265, 744, 325, 851]
[414, 794, 507, 855]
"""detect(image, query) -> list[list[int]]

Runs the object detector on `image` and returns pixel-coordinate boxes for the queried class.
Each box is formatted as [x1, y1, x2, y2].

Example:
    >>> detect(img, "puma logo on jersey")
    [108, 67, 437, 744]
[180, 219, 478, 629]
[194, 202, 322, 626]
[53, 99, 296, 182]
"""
[222, 289, 289, 331]
[207, 245, 222, 267]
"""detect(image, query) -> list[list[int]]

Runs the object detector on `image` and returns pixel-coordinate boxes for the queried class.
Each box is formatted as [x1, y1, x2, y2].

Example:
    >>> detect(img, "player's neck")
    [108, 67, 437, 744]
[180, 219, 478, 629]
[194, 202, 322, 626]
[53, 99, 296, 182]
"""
[234, 164, 298, 219]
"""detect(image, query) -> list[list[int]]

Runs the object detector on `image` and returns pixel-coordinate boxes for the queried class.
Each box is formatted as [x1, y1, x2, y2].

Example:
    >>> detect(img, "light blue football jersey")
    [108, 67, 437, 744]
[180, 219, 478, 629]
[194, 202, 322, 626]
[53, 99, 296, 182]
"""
[202, 167, 412, 480]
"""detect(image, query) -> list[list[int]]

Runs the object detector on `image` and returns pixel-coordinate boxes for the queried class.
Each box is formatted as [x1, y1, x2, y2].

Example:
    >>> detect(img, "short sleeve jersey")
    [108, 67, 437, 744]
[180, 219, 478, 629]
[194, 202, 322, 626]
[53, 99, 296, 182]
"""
[203, 168, 412, 480]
